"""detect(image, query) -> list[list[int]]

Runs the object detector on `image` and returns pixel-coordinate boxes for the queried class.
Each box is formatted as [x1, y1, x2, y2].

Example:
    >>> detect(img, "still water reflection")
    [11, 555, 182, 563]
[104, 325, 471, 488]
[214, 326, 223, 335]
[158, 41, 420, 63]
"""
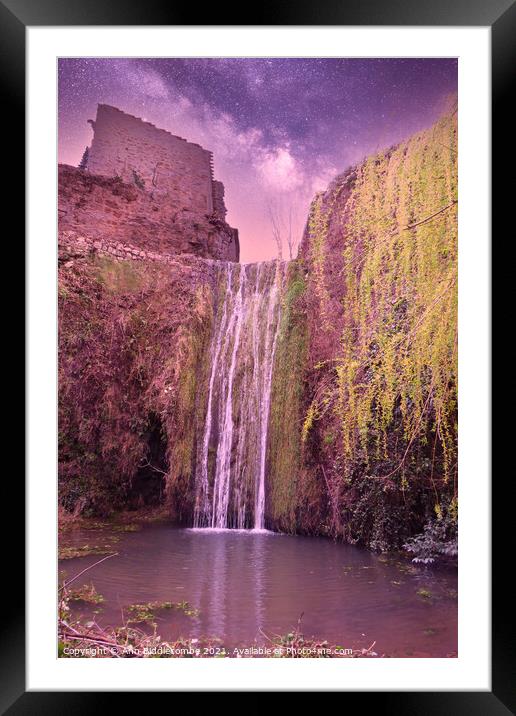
[60, 524, 457, 656]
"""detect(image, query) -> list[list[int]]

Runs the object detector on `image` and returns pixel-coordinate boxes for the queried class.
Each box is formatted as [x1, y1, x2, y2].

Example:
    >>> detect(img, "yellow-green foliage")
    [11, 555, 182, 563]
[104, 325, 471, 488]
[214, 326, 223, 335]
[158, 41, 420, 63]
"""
[307, 195, 333, 331]
[308, 109, 458, 490]
[58, 251, 215, 516]
[301, 400, 319, 444]
[164, 284, 214, 496]
[268, 262, 308, 532]
[94, 256, 143, 294]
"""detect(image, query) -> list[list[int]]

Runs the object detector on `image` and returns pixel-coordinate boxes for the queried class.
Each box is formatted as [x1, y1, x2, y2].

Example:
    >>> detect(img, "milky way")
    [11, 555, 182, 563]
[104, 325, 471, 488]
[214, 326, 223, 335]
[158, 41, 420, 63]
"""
[59, 58, 457, 262]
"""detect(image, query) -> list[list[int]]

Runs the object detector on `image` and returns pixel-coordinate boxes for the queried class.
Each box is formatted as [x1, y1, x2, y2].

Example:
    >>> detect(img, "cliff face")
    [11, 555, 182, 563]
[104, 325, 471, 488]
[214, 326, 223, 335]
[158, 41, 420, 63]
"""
[59, 165, 239, 262]
[59, 108, 458, 552]
[267, 109, 458, 549]
[58, 236, 222, 517]
[57, 106, 239, 517]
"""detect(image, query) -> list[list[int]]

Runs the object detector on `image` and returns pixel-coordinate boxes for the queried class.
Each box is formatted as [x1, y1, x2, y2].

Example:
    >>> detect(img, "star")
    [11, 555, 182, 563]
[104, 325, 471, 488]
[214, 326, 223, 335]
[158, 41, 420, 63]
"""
[58, 58, 457, 263]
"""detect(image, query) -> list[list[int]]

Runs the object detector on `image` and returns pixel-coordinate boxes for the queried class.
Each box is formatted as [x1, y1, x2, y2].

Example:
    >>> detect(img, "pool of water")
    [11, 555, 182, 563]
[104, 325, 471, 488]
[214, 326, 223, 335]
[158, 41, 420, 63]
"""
[59, 524, 457, 657]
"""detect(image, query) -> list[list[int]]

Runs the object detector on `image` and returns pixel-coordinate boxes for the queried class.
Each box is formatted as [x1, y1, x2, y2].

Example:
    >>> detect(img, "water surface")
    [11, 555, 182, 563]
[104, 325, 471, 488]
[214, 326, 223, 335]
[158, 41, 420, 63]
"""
[60, 524, 457, 657]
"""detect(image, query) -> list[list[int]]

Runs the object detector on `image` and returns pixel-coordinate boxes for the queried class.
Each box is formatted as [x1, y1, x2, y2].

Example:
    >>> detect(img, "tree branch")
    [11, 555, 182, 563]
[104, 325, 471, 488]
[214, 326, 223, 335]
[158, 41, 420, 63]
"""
[59, 552, 118, 592]
[396, 200, 457, 234]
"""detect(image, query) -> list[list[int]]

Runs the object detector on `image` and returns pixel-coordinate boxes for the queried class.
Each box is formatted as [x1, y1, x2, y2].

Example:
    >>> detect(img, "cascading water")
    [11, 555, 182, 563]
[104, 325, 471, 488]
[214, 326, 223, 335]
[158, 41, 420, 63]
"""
[193, 260, 286, 530]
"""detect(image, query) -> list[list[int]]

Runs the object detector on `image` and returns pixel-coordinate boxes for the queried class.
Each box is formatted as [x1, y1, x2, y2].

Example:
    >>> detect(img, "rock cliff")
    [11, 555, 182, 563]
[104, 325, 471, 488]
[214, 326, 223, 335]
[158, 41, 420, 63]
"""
[267, 108, 458, 549]
[59, 165, 239, 262]
[58, 107, 458, 552]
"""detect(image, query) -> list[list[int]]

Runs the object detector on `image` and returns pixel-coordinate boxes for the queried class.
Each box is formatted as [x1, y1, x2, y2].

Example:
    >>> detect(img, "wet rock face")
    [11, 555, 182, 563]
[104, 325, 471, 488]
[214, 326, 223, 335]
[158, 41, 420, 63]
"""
[58, 165, 239, 262]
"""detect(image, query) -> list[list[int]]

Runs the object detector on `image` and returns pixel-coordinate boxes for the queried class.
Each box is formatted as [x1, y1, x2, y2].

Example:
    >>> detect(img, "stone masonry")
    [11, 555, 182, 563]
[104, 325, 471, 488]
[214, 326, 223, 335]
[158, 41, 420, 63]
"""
[59, 104, 239, 262]
[58, 230, 222, 286]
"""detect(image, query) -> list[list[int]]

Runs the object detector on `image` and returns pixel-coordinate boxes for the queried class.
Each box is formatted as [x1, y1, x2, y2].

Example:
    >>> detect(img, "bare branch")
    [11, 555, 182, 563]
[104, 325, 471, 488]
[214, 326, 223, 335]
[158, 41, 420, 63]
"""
[396, 200, 457, 234]
[138, 457, 167, 475]
[267, 201, 283, 260]
[59, 552, 119, 592]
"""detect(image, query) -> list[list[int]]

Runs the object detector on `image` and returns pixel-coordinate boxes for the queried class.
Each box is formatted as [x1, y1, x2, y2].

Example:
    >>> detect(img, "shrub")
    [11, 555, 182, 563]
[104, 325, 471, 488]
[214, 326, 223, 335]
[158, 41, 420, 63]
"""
[404, 501, 458, 563]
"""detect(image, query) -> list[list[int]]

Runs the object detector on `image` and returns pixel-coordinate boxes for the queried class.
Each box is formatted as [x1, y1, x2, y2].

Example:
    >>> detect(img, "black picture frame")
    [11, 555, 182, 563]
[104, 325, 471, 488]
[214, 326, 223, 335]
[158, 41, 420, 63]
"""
[5, 0, 511, 709]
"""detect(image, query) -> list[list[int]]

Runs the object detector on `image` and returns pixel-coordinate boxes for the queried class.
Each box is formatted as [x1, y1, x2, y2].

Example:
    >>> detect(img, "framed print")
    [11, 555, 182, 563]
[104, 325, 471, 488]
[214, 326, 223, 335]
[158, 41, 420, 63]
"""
[5, 0, 512, 708]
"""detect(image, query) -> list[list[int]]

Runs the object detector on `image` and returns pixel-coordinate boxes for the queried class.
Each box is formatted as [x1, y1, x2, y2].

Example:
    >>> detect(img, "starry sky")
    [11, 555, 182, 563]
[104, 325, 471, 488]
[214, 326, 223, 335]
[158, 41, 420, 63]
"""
[58, 58, 457, 262]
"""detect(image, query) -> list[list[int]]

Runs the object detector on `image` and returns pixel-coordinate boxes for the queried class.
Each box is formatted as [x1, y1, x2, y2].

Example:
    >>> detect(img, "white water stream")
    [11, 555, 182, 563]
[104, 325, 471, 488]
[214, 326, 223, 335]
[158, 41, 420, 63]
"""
[193, 261, 286, 529]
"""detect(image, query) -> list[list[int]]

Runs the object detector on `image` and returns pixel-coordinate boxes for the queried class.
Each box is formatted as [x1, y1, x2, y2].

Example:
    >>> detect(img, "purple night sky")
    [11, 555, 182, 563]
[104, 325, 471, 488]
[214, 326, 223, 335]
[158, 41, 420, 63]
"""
[58, 58, 457, 262]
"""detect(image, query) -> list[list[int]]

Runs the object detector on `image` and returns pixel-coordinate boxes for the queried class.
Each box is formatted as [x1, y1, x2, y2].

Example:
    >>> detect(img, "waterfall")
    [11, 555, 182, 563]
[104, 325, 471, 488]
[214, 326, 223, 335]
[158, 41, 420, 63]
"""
[193, 260, 285, 530]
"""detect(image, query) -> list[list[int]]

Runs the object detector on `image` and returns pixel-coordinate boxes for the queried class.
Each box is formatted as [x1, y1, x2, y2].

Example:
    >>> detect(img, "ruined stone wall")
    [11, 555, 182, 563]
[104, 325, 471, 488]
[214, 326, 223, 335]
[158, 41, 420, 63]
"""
[87, 105, 214, 216]
[212, 180, 227, 220]
[58, 164, 239, 262]
[59, 230, 222, 280]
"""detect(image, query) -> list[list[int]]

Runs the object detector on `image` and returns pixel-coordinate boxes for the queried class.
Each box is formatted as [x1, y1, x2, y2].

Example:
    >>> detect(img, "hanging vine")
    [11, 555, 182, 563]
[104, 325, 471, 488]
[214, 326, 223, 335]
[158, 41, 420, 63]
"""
[306, 109, 458, 502]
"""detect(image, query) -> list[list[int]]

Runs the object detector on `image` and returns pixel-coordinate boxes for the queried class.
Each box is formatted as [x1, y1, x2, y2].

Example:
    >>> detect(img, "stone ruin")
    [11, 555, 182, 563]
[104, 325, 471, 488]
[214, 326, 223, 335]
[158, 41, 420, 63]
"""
[59, 104, 239, 262]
